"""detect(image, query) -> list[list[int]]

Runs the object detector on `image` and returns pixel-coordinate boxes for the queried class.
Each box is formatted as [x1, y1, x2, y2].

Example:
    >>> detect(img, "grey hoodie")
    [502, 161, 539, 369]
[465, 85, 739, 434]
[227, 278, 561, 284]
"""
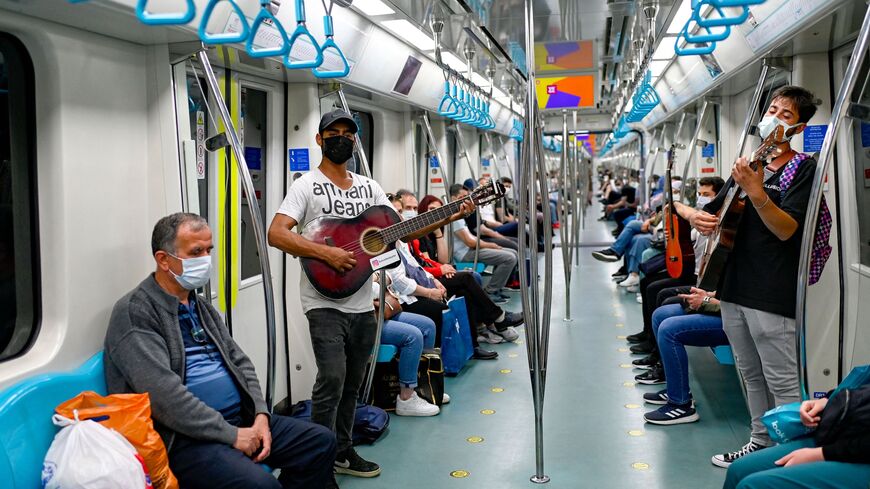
[104, 274, 269, 450]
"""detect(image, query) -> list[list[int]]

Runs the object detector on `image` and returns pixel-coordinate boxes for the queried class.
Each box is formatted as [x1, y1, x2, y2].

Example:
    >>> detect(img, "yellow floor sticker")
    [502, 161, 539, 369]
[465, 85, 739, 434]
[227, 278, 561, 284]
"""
[617, 335, 627, 340]
[491, 387, 505, 393]
[628, 430, 645, 437]
[508, 353, 519, 358]
[466, 436, 484, 443]
[499, 369, 512, 374]
[622, 381, 636, 388]
[615, 322, 624, 328]
[480, 409, 496, 415]
[618, 347, 629, 352]
[632, 462, 650, 471]
[619, 363, 633, 368]
[625, 403, 641, 409]
[451, 470, 470, 478]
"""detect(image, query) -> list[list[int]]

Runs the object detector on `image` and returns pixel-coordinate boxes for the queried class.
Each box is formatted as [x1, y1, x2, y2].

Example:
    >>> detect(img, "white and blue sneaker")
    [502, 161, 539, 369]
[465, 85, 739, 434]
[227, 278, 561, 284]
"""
[644, 403, 699, 425]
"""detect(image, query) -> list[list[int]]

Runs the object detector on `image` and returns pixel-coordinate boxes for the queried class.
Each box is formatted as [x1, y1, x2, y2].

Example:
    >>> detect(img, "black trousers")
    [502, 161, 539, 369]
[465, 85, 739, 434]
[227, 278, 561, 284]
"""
[641, 273, 697, 337]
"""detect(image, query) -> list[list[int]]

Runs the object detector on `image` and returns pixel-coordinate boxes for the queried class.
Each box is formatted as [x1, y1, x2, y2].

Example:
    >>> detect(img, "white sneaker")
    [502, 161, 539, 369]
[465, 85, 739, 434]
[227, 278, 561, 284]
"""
[618, 274, 640, 287]
[636, 293, 643, 304]
[490, 325, 519, 342]
[477, 330, 505, 344]
[442, 392, 450, 404]
[396, 392, 440, 416]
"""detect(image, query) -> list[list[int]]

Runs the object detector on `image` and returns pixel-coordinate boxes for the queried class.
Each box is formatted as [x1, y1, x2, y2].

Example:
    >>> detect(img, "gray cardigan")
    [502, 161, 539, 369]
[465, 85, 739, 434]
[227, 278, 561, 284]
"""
[104, 274, 269, 450]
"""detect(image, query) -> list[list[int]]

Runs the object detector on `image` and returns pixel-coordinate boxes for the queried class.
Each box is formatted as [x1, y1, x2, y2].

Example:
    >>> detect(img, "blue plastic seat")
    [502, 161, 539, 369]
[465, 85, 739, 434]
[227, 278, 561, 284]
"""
[377, 344, 398, 363]
[455, 262, 486, 273]
[0, 352, 106, 489]
[711, 345, 734, 365]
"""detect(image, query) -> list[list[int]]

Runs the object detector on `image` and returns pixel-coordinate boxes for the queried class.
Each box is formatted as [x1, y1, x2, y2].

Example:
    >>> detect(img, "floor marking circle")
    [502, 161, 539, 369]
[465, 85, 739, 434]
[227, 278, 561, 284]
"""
[451, 470, 470, 478]
[508, 353, 519, 358]
[499, 369, 512, 374]
[619, 363, 633, 368]
[491, 387, 505, 393]
[622, 381, 636, 388]
[628, 430, 645, 437]
[516, 340, 524, 344]
[632, 462, 650, 471]
[466, 436, 484, 443]
[625, 403, 641, 409]
[618, 347, 629, 352]
[480, 409, 496, 415]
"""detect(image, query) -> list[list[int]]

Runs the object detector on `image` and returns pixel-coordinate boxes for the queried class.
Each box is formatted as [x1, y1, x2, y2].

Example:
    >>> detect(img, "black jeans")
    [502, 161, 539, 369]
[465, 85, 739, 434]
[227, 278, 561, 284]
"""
[169, 415, 337, 489]
[305, 308, 377, 453]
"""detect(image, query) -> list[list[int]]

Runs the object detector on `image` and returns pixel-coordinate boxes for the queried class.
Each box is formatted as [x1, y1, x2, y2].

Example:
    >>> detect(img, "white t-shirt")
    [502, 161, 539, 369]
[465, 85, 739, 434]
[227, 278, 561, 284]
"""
[276, 167, 392, 314]
[479, 204, 497, 225]
[451, 219, 472, 261]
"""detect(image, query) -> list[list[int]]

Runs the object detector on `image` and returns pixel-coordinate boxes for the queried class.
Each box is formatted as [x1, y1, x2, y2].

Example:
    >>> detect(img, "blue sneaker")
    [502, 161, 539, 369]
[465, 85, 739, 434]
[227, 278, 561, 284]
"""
[644, 403, 699, 425]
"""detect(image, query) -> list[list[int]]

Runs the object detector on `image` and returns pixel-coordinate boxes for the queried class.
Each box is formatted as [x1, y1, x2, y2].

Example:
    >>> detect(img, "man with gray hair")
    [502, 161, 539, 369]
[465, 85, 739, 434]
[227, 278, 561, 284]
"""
[104, 213, 337, 489]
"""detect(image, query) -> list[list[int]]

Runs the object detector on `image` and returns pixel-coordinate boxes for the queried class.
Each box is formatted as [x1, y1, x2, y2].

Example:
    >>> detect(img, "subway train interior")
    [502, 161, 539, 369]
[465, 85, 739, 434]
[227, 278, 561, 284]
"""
[2, 0, 870, 487]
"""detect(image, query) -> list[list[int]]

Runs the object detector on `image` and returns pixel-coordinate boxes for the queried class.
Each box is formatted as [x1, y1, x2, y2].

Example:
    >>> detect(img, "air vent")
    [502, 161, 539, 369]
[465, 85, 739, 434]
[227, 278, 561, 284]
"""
[604, 17, 613, 56]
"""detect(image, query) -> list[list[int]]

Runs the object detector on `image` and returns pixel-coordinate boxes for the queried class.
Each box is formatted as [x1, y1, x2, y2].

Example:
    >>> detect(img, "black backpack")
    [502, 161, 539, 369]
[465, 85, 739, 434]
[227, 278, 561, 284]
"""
[815, 385, 870, 445]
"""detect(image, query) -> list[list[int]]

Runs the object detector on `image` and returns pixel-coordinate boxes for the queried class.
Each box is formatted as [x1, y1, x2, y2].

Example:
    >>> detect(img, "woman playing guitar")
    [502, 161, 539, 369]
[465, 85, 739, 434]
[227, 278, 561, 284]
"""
[674, 86, 819, 469]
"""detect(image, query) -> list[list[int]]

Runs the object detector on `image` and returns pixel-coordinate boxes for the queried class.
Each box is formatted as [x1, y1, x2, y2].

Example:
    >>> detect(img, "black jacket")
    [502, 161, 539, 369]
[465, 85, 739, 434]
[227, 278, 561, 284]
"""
[816, 385, 870, 464]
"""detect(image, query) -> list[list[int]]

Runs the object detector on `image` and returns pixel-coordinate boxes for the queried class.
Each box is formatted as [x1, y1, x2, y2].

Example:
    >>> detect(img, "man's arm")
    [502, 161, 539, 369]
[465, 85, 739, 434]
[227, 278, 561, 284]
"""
[405, 201, 474, 240]
[268, 214, 355, 271]
[455, 227, 498, 250]
[675, 201, 719, 235]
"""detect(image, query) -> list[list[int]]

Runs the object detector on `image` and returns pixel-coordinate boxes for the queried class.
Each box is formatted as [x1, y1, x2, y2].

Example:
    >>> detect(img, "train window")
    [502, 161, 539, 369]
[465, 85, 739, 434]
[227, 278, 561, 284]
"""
[0, 33, 39, 362]
[850, 60, 870, 266]
[240, 87, 267, 281]
[351, 110, 374, 176]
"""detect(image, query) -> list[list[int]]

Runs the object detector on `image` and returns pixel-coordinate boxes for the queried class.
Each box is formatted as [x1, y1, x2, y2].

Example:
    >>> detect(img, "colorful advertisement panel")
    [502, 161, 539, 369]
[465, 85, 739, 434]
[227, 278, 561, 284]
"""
[535, 75, 595, 110]
[535, 41, 595, 72]
[576, 134, 596, 154]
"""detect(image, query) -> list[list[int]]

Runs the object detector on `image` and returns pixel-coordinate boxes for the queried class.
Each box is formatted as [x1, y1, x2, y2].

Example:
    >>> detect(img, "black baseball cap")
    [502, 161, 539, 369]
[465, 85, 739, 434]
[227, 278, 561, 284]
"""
[318, 109, 358, 134]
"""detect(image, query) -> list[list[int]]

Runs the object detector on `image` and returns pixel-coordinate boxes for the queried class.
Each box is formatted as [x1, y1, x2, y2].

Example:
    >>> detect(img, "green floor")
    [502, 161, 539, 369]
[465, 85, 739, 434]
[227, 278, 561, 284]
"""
[341, 212, 749, 489]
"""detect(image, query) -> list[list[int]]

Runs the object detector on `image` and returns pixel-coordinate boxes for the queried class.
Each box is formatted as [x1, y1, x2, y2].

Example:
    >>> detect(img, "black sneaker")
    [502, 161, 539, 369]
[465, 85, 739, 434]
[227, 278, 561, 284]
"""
[626, 331, 649, 344]
[494, 311, 524, 330]
[591, 248, 620, 262]
[334, 447, 380, 477]
[644, 403, 699, 425]
[630, 341, 656, 355]
[635, 365, 666, 385]
[632, 354, 659, 370]
[472, 347, 498, 360]
[611, 265, 628, 277]
[711, 441, 767, 468]
[644, 389, 693, 405]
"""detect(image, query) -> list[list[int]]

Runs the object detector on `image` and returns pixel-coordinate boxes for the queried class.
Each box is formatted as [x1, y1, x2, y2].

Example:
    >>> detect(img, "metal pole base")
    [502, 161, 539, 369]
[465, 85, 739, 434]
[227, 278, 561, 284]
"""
[563, 317, 573, 322]
[531, 475, 551, 484]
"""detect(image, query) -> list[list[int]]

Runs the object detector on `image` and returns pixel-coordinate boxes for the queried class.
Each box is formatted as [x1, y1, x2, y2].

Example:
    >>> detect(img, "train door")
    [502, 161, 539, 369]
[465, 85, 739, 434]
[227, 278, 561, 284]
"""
[171, 62, 287, 403]
[834, 42, 870, 373]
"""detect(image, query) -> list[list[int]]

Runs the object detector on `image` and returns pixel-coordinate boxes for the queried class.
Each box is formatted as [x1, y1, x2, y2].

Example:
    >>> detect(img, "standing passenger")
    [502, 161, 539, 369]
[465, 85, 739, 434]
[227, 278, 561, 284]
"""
[267, 110, 472, 478]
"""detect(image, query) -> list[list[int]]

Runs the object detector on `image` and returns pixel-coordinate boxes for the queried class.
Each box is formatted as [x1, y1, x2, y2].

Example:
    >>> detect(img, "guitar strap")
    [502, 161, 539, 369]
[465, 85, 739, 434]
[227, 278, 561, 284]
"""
[779, 152, 832, 285]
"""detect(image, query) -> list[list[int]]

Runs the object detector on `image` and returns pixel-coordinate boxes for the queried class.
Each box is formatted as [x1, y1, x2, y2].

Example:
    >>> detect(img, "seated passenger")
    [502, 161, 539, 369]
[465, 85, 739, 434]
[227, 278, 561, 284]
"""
[371, 282, 441, 417]
[449, 184, 519, 304]
[642, 288, 727, 424]
[724, 389, 870, 489]
[104, 213, 337, 489]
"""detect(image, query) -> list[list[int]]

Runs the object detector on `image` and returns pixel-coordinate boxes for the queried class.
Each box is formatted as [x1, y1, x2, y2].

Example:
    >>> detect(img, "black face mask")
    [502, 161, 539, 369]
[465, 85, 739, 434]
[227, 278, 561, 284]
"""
[322, 136, 355, 164]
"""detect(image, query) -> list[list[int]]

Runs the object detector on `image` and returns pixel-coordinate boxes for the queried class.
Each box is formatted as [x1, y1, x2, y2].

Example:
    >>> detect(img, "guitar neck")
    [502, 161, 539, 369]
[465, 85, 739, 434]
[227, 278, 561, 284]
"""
[381, 197, 469, 243]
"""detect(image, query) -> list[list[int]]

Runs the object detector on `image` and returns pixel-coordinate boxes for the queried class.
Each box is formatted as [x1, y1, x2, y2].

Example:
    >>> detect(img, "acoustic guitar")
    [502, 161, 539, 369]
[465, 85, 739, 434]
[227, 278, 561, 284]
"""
[300, 180, 505, 299]
[696, 126, 785, 290]
[664, 145, 695, 279]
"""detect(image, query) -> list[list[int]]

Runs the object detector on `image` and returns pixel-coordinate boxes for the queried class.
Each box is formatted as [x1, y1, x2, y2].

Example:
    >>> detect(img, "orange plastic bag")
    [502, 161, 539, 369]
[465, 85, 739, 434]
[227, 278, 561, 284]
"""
[56, 391, 179, 489]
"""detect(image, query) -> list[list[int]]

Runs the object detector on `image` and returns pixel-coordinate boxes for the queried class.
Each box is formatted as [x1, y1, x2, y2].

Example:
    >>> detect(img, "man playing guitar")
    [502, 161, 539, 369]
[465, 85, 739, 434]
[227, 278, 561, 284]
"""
[267, 110, 473, 481]
[674, 86, 819, 468]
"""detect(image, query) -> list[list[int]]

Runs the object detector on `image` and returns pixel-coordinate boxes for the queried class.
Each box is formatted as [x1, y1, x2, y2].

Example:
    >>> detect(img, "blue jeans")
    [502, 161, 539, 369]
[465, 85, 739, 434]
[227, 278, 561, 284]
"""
[611, 220, 645, 256]
[492, 221, 519, 237]
[627, 234, 653, 273]
[724, 437, 870, 489]
[381, 312, 436, 388]
[652, 304, 728, 405]
[169, 415, 337, 489]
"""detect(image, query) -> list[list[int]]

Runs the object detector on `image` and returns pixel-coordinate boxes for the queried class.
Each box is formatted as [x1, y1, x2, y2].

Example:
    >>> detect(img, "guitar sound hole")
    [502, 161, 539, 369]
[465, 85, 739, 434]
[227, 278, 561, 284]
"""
[360, 228, 387, 255]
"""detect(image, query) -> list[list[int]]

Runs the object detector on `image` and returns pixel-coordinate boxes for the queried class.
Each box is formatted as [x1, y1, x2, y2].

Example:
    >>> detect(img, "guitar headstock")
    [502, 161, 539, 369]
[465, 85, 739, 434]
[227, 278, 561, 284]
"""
[667, 144, 677, 172]
[753, 125, 785, 162]
[470, 179, 506, 206]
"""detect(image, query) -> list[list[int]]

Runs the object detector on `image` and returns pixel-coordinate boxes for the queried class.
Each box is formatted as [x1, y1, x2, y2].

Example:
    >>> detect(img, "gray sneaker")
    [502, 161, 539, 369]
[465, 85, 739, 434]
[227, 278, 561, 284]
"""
[477, 330, 505, 344]
[490, 324, 519, 342]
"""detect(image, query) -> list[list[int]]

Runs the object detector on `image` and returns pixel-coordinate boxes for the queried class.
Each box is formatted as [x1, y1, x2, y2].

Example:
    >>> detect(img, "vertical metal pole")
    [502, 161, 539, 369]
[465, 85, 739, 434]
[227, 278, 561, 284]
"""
[572, 113, 581, 263]
[523, 0, 549, 482]
[535, 121, 555, 396]
[337, 88, 372, 179]
[681, 101, 711, 202]
[559, 111, 572, 322]
[453, 126, 482, 270]
[421, 113, 454, 259]
[797, 6, 870, 400]
[196, 51, 277, 410]
[362, 269, 388, 404]
[736, 60, 772, 159]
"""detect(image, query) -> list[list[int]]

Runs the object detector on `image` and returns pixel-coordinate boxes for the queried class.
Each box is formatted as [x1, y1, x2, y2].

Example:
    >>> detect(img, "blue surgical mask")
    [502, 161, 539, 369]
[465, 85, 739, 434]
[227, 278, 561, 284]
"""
[401, 210, 417, 220]
[169, 254, 212, 290]
[757, 115, 803, 142]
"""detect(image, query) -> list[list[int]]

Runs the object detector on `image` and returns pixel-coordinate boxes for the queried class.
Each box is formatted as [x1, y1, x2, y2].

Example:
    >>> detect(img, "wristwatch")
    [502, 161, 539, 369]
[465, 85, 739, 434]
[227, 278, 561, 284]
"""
[702, 296, 711, 304]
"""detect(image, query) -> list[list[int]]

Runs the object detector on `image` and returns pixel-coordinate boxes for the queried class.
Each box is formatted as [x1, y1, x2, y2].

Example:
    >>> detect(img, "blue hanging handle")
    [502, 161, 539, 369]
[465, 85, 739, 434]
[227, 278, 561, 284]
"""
[683, 18, 730, 43]
[247, 0, 291, 57]
[284, 0, 324, 69]
[694, 1, 749, 28]
[312, 15, 350, 78]
[674, 27, 717, 56]
[136, 0, 195, 25]
[443, 83, 462, 118]
[438, 81, 453, 115]
[706, 0, 765, 6]
[199, 0, 250, 44]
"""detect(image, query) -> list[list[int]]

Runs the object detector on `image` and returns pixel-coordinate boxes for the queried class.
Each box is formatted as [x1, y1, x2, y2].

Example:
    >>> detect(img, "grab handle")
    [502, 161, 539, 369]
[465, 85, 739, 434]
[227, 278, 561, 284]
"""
[247, 0, 290, 57]
[199, 0, 250, 45]
[694, 2, 749, 28]
[675, 25, 717, 56]
[312, 16, 350, 78]
[136, 0, 195, 25]
[284, 24, 324, 69]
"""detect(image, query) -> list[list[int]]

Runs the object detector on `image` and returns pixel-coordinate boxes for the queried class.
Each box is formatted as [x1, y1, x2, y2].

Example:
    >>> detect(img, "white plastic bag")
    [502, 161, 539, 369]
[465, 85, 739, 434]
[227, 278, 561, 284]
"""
[42, 411, 151, 489]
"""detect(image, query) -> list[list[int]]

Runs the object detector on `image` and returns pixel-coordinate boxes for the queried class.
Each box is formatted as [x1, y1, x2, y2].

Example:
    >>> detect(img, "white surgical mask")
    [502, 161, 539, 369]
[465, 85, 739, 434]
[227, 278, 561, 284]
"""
[401, 210, 417, 220]
[169, 254, 212, 290]
[696, 196, 713, 208]
[757, 115, 803, 143]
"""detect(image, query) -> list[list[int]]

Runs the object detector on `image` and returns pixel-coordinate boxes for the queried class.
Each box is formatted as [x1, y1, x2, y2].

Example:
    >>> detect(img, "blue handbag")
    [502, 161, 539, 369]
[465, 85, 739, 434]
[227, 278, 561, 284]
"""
[831, 364, 870, 399]
[761, 402, 814, 444]
[441, 296, 474, 375]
